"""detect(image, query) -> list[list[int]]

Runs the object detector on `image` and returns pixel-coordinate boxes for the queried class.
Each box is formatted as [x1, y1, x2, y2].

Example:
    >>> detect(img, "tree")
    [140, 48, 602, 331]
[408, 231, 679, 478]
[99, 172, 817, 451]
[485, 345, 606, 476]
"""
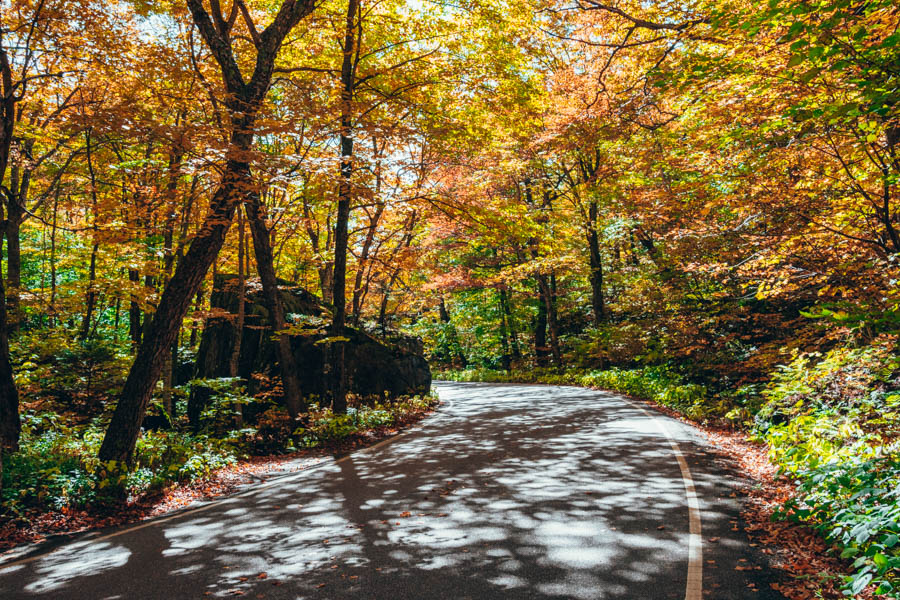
[99, 0, 319, 465]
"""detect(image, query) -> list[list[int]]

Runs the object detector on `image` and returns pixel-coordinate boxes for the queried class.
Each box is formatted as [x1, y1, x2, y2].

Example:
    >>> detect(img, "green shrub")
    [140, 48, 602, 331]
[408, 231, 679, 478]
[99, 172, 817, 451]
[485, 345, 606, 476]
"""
[1, 410, 242, 515]
[294, 395, 437, 448]
[758, 341, 900, 597]
[11, 330, 130, 405]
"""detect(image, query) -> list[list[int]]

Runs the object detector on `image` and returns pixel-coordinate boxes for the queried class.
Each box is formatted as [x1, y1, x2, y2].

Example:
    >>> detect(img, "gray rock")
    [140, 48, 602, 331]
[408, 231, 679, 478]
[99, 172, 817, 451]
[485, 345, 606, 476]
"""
[194, 274, 431, 407]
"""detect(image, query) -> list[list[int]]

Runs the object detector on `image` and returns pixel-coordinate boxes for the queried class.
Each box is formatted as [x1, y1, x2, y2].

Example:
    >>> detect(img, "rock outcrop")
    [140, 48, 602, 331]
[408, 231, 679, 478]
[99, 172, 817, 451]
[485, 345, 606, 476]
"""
[194, 275, 431, 404]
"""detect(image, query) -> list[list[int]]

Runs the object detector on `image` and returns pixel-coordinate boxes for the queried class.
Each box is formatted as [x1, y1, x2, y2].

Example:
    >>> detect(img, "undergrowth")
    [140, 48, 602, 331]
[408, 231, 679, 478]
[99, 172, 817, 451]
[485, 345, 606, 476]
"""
[1, 386, 438, 519]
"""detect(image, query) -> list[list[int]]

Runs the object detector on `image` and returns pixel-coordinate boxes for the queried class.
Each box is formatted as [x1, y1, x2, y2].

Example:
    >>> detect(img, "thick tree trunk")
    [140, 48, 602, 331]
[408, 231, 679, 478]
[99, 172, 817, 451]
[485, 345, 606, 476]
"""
[0, 47, 19, 458]
[331, 0, 360, 415]
[245, 194, 306, 418]
[0, 261, 19, 454]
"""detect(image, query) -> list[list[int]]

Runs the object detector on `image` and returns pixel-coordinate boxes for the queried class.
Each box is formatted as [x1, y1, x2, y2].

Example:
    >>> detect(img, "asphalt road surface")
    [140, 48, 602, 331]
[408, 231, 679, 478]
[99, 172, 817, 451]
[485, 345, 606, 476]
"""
[0, 382, 786, 599]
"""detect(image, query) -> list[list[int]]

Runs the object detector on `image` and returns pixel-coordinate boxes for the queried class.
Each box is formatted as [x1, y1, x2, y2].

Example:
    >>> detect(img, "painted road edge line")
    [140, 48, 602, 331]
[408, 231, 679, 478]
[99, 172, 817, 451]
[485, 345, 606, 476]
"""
[629, 399, 703, 600]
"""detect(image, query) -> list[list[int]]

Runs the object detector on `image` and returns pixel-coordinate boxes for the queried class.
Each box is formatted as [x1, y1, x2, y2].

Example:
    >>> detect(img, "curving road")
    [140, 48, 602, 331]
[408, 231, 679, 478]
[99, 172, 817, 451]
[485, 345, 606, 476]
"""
[0, 382, 786, 599]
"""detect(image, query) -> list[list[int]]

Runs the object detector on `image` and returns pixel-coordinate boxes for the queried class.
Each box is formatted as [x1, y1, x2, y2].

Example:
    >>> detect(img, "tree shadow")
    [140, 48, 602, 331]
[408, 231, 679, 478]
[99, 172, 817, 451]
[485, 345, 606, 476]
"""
[0, 382, 786, 599]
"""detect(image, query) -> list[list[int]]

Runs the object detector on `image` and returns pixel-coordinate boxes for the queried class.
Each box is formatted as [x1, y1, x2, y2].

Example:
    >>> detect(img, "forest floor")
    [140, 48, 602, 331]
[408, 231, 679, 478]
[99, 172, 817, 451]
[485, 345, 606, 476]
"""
[0, 403, 439, 556]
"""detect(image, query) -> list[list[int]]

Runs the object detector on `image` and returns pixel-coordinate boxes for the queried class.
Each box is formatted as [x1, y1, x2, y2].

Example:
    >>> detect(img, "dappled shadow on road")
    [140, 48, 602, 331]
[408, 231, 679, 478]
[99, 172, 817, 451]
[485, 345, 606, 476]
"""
[0, 383, 784, 599]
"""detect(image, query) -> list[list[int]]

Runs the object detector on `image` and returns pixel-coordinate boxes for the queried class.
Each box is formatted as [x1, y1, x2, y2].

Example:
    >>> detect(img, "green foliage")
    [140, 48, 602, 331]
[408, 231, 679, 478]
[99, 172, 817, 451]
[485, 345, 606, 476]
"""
[294, 395, 438, 448]
[757, 342, 900, 596]
[185, 377, 255, 434]
[1, 414, 102, 512]
[754, 344, 900, 434]
[11, 329, 130, 405]
[1, 408, 241, 515]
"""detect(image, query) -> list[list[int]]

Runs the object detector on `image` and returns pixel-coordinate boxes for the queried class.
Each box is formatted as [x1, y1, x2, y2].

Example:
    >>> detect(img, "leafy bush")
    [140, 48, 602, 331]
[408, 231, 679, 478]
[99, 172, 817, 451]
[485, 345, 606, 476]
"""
[11, 330, 130, 406]
[754, 343, 900, 434]
[183, 377, 255, 434]
[294, 395, 437, 448]
[757, 340, 900, 597]
[776, 448, 900, 596]
[1, 410, 242, 515]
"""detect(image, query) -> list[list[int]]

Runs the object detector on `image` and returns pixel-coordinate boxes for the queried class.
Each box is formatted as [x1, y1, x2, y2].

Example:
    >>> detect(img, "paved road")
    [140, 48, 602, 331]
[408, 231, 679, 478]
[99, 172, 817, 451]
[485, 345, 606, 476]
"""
[0, 382, 786, 599]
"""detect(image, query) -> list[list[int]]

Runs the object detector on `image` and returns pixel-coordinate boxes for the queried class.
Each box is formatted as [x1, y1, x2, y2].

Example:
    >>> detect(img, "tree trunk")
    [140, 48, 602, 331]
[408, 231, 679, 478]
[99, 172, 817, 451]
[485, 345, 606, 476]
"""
[228, 210, 247, 426]
[80, 130, 101, 340]
[0, 42, 21, 458]
[158, 148, 183, 418]
[0, 250, 19, 455]
[534, 280, 549, 367]
[497, 288, 511, 372]
[48, 195, 58, 327]
[98, 0, 319, 465]
[80, 243, 100, 340]
[4, 206, 22, 331]
[350, 201, 384, 325]
[351, 138, 385, 324]
[245, 194, 306, 418]
[128, 269, 142, 346]
[229, 210, 246, 378]
[538, 274, 562, 367]
[587, 201, 605, 326]
[331, 0, 360, 415]
[500, 287, 520, 362]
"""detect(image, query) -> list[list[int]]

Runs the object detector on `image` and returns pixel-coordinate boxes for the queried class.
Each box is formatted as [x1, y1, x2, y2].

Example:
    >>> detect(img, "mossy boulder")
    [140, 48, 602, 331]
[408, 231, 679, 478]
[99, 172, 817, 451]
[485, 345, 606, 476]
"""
[194, 275, 431, 403]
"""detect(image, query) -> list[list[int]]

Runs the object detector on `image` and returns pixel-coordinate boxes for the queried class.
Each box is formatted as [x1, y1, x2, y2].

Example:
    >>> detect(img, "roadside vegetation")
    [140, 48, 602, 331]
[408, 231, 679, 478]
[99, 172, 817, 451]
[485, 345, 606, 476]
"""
[3, 330, 436, 525]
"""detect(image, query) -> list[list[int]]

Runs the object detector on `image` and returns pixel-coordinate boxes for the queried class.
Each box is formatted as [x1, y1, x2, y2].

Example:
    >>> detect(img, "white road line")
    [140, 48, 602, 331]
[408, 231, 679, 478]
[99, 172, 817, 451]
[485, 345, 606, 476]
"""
[0, 395, 454, 570]
[626, 398, 703, 600]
